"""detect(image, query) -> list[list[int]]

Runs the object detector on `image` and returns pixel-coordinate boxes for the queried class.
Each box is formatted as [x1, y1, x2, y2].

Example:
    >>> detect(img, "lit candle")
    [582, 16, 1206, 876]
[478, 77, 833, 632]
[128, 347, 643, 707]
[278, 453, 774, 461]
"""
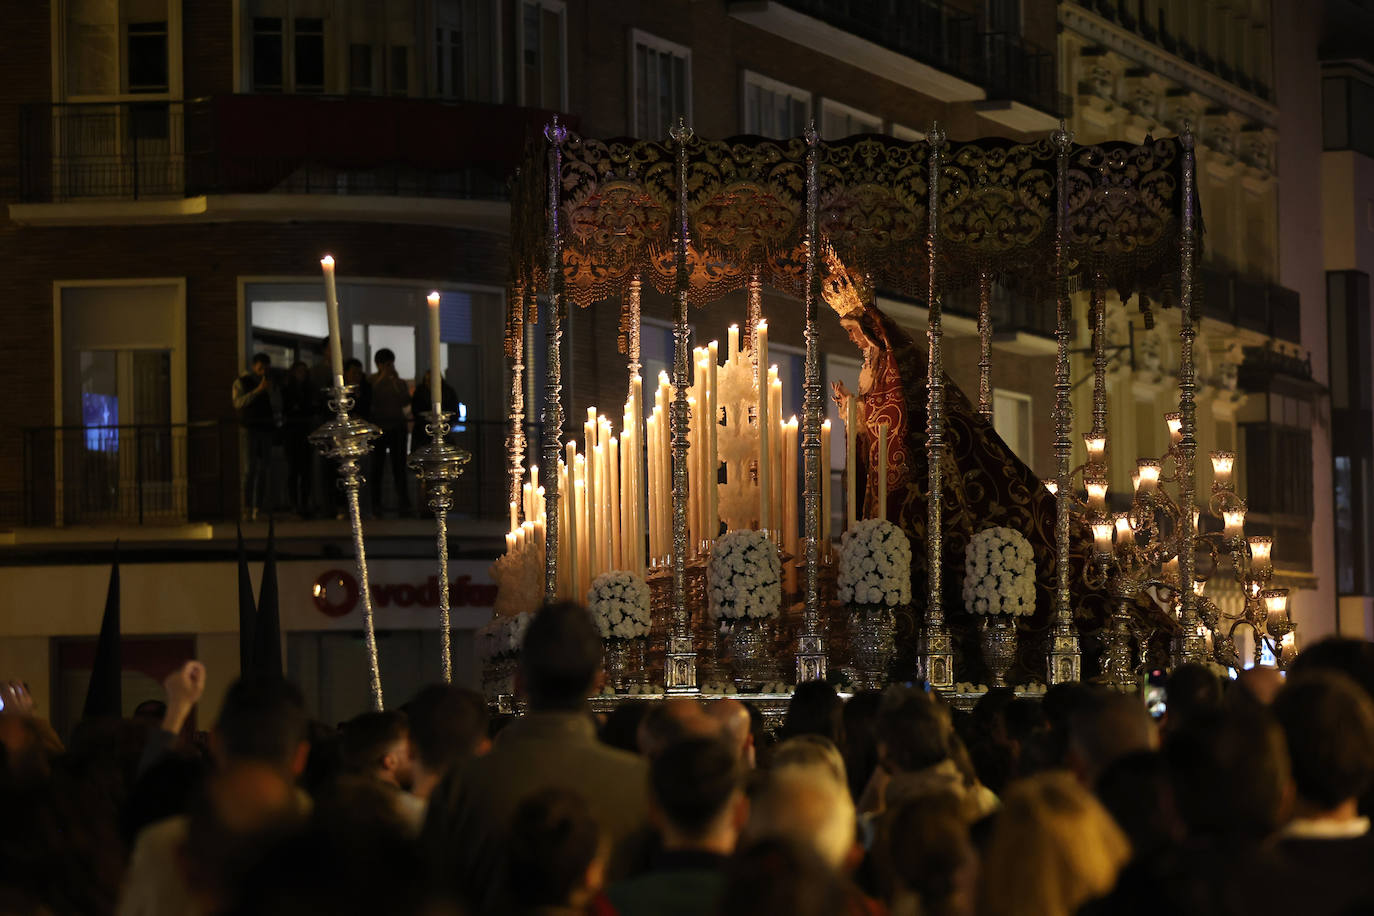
[506, 531, 516, 552]
[1248, 535, 1273, 574]
[1193, 579, 1207, 596]
[821, 419, 832, 552]
[1136, 459, 1161, 493]
[1210, 450, 1235, 490]
[1131, 470, 1141, 494]
[708, 340, 719, 543]
[728, 324, 740, 363]
[510, 500, 519, 532]
[320, 255, 345, 387]
[1114, 513, 1133, 544]
[784, 417, 799, 559]
[755, 320, 768, 388]
[846, 396, 858, 531]
[1084, 433, 1106, 466]
[1045, 480, 1058, 496]
[427, 291, 442, 412]
[608, 434, 621, 570]
[758, 342, 771, 533]
[573, 476, 585, 595]
[1092, 519, 1114, 559]
[1165, 412, 1183, 445]
[1223, 506, 1246, 541]
[1263, 588, 1290, 627]
[770, 370, 783, 536]
[1086, 477, 1108, 513]
[877, 420, 890, 522]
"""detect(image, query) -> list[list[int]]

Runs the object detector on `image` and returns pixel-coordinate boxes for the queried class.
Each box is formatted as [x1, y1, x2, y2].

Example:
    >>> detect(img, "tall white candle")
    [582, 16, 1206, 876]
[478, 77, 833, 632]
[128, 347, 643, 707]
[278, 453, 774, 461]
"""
[320, 256, 345, 387]
[877, 421, 890, 522]
[427, 291, 442, 411]
[708, 340, 719, 543]
[784, 417, 798, 559]
[821, 419, 832, 552]
[757, 335, 771, 533]
[846, 397, 857, 530]
[609, 434, 621, 570]
[728, 324, 740, 363]
[770, 369, 783, 538]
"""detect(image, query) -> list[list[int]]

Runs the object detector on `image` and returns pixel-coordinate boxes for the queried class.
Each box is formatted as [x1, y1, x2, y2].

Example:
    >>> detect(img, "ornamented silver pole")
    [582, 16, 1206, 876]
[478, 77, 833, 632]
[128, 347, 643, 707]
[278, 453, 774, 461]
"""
[508, 285, 527, 518]
[310, 386, 384, 709]
[1091, 271, 1108, 438]
[666, 118, 698, 693]
[542, 118, 567, 603]
[747, 269, 763, 383]
[409, 411, 472, 683]
[1173, 124, 1208, 666]
[627, 275, 643, 387]
[920, 124, 954, 689]
[1048, 121, 1082, 684]
[797, 121, 827, 684]
[977, 270, 993, 421]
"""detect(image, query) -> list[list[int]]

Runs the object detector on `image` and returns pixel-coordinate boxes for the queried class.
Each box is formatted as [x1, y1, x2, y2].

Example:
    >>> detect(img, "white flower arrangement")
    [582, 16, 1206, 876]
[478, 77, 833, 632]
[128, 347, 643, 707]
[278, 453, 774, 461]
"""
[477, 611, 533, 661]
[587, 571, 651, 641]
[953, 681, 1047, 695]
[962, 526, 1036, 616]
[598, 683, 659, 696]
[489, 538, 543, 618]
[838, 519, 913, 607]
[708, 530, 782, 621]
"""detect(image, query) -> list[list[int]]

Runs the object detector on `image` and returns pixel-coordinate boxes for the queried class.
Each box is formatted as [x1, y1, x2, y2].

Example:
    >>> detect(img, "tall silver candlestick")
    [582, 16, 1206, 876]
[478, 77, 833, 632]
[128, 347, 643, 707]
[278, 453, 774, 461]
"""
[310, 384, 384, 709]
[409, 410, 472, 683]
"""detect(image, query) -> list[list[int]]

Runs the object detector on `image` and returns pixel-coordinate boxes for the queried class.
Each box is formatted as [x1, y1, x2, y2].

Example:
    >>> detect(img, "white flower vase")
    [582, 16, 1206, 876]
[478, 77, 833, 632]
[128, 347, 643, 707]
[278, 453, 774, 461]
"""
[727, 619, 776, 691]
[848, 604, 896, 690]
[979, 615, 1018, 688]
[603, 639, 631, 692]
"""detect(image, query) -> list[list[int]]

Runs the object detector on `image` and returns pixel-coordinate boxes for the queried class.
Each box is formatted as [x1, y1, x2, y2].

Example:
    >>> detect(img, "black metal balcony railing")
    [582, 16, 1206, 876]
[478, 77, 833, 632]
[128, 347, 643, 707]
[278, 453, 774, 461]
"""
[1199, 265, 1303, 344]
[760, 0, 1067, 117]
[12, 419, 537, 528]
[19, 95, 563, 204]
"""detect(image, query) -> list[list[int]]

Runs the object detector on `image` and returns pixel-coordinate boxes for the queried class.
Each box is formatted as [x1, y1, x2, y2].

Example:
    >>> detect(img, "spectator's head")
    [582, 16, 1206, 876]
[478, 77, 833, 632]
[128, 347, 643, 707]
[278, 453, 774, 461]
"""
[344, 358, 364, 384]
[1023, 681, 1095, 772]
[404, 684, 489, 796]
[651, 737, 747, 852]
[771, 734, 848, 787]
[876, 686, 951, 774]
[839, 689, 883, 800]
[1067, 689, 1158, 787]
[1272, 671, 1374, 817]
[637, 698, 715, 757]
[1094, 750, 1182, 858]
[212, 677, 309, 775]
[1162, 663, 1223, 733]
[717, 838, 851, 916]
[600, 700, 651, 753]
[1165, 706, 1288, 837]
[1288, 636, 1374, 701]
[251, 353, 271, 375]
[289, 360, 308, 381]
[374, 348, 395, 369]
[976, 771, 1130, 916]
[746, 762, 859, 870]
[518, 602, 603, 711]
[781, 680, 843, 744]
[877, 793, 976, 916]
[707, 698, 755, 766]
[504, 788, 605, 910]
[340, 710, 412, 789]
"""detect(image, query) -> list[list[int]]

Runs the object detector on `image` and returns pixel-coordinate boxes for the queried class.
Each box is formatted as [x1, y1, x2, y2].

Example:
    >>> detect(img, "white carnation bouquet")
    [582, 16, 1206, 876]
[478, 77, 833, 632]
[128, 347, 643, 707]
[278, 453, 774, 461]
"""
[838, 519, 913, 607]
[587, 571, 651, 640]
[489, 538, 543, 618]
[477, 611, 533, 661]
[708, 530, 782, 621]
[962, 526, 1036, 616]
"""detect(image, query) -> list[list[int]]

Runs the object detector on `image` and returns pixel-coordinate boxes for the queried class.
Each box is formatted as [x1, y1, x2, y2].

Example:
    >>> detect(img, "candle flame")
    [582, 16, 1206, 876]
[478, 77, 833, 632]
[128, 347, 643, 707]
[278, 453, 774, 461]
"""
[427, 291, 440, 306]
[320, 255, 335, 267]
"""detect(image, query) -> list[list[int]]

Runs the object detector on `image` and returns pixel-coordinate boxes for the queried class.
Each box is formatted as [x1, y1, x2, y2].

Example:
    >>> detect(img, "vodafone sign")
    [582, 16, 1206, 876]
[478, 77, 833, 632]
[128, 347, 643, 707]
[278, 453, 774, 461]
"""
[312, 569, 498, 617]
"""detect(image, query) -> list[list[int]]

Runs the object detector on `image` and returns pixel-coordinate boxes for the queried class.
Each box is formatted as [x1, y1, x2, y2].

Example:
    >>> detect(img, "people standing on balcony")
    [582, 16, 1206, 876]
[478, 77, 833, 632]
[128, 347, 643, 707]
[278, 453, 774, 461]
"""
[282, 362, 316, 519]
[232, 353, 281, 522]
[368, 349, 413, 518]
[409, 370, 459, 450]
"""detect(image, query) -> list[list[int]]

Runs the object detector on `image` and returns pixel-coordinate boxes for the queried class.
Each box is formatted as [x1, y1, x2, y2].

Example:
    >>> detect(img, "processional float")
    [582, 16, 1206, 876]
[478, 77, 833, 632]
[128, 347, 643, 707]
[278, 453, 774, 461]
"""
[490, 117, 1297, 700]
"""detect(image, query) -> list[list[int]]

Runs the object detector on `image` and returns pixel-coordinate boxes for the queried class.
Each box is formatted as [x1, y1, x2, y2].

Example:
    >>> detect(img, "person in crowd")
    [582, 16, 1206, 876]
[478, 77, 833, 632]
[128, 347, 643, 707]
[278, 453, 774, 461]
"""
[124, 662, 211, 844]
[119, 676, 312, 916]
[716, 838, 853, 916]
[637, 698, 716, 758]
[422, 602, 648, 911]
[281, 360, 316, 518]
[1092, 750, 1181, 861]
[1273, 672, 1374, 913]
[706, 698, 756, 768]
[839, 690, 883, 802]
[872, 793, 977, 916]
[771, 734, 848, 787]
[405, 684, 490, 805]
[600, 701, 652, 754]
[780, 680, 844, 745]
[976, 771, 1129, 916]
[1066, 688, 1158, 788]
[1159, 662, 1223, 735]
[368, 348, 413, 517]
[340, 710, 419, 828]
[232, 353, 281, 521]
[745, 762, 860, 872]
[1288, 635, 1374, 818]
[409, 369, 461, 450]
[502, 787, 608, 916]
[606, 737, 746, 916]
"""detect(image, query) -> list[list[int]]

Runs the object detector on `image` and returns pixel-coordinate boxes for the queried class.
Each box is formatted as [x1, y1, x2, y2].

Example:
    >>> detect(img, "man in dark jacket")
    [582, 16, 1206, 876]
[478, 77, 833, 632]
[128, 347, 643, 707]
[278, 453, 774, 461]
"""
[231, 353, 280, 521]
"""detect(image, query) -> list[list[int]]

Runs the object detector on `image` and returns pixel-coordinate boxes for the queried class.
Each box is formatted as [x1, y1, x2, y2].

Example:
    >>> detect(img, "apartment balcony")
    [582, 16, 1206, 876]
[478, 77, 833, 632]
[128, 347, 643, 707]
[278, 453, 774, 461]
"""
[1199, 265, 1303, 344]
[12, 95, 563, 228]
[729, 0, 1067, 132]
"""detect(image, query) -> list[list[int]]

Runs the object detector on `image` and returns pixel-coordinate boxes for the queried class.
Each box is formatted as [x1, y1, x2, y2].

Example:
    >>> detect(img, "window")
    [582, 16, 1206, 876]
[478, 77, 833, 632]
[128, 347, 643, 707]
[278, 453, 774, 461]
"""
[294, 17, 325, 92]
[252, 17, 285, 91]
[819, 98, 881, 139]
[993, 390, 1033, 465]
[349, 43, 373, 93]
[519, 1, 566, 109]
[631, 30, 691, 137]
[389, 45, 409, 96]
[434, 0, 497, 101]
[742, 71, 810, 138]
[63, 0, 173, 98]
[986, 0, 1021, 34]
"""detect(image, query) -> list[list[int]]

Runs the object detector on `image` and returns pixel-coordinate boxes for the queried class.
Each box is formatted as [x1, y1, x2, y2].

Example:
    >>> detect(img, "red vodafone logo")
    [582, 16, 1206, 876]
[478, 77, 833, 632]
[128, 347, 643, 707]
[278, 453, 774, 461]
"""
[312, 569, 497, 617]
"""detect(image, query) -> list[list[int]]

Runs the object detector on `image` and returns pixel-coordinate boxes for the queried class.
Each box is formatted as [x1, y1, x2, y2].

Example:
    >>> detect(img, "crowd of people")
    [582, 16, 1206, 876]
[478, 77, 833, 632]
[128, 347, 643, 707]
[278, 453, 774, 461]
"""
[3, 602, 1374, 915]
[232, 348, 459, 521]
